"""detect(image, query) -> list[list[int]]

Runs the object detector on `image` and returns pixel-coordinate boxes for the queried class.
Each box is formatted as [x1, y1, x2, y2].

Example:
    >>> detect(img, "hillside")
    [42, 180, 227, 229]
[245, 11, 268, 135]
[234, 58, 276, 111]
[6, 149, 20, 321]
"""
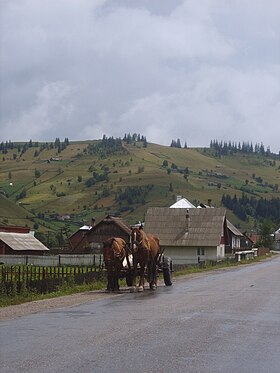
[0, 138, 279, 246]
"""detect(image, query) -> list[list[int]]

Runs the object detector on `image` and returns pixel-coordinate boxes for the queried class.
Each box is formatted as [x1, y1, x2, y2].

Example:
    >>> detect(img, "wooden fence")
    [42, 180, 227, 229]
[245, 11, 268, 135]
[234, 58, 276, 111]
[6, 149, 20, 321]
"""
[0, 262, 106, 296]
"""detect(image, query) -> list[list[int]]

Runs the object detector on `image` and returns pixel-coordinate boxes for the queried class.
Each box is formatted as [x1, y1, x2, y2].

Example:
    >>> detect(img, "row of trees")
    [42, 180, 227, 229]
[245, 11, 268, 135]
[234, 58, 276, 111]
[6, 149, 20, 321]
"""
[0, 138, 70, 156]
[210, 140, 279, 157]
[123, 133, 147, 147]
[170, 139, 187, 148]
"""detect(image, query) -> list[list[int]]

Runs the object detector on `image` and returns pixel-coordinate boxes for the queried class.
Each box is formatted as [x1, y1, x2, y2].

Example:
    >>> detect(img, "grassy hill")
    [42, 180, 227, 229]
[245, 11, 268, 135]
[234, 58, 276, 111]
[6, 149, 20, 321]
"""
[0, 138, 279, 245]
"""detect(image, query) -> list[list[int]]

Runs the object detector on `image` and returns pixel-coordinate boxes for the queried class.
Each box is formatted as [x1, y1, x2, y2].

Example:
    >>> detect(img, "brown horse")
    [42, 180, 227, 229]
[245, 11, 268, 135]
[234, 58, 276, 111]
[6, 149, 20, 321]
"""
[130, 226, 160, 291]
[103, 237, 126, 292]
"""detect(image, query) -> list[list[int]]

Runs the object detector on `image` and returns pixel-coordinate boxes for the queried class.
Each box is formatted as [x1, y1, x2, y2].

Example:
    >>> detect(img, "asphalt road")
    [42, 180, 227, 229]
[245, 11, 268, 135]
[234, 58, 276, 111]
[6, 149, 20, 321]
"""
[1, 255, 280, 373]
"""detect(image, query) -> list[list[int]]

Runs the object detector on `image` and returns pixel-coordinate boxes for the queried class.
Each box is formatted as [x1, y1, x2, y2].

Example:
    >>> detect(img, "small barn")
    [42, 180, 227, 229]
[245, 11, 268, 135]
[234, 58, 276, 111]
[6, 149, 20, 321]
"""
[68, 224, 92, 253]
[69, 215, 131, 254]
[0, 225, 49, 255]
[143, 207, 229, 265]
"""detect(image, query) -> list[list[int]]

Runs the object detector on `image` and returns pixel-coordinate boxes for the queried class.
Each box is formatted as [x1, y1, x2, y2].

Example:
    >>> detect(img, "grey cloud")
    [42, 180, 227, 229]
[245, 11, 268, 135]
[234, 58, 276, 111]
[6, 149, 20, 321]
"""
[0, 0, 279, 152]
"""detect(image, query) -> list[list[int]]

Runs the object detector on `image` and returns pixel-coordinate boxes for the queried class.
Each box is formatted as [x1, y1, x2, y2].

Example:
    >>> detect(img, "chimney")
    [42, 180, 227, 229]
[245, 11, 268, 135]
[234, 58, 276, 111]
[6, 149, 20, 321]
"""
[186, 209, 190, 232]
[91, 218, 96, 227]
[177, 195, 182, 202]
[208, 199, 212, 207]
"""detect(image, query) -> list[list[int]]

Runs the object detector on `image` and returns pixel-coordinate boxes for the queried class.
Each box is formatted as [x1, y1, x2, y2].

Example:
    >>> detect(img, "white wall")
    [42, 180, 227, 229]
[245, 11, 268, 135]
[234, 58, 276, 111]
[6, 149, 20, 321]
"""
[162, 245, 224, 265]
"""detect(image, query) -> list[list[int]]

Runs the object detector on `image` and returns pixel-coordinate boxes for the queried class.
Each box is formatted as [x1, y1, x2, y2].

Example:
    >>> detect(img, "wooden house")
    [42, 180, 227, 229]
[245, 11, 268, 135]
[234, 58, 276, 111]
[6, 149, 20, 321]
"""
[143, 207, 230, 265]
[69, 215, 131, 254]
[226, 220, 244, 254]
[240, 232, 255, 250]
[68, 224, 92, 253]
[0, 225, 49, 255]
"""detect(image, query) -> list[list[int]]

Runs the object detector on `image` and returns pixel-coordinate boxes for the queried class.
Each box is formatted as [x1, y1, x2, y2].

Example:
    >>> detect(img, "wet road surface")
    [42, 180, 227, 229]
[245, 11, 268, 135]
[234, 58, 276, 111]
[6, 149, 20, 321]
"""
[1, 255, 280, 373]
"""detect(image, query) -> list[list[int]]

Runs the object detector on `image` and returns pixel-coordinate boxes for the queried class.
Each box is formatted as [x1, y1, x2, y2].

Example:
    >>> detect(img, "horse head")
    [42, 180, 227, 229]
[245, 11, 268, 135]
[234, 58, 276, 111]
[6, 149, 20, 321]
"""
[103, 237, 126, 265]
[130, 226, 149, 254]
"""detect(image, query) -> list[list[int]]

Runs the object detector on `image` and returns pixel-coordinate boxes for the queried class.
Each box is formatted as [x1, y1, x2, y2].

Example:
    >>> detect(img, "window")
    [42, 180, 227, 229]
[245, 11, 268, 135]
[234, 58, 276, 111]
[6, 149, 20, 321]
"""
[197, 248, 205, 256]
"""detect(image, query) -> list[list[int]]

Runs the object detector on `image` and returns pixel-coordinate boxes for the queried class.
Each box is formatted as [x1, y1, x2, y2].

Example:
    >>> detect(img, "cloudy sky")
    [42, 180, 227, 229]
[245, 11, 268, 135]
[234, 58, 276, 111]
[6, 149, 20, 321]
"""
[0, 0, 280, 152]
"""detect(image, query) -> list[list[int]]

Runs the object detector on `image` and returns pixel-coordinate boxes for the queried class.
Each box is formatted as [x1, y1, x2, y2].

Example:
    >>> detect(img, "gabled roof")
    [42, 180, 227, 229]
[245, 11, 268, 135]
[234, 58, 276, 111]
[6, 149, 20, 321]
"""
[227, 220, 243, 237]
[170, 198, 196, 208]
[92, 215, 131, 235]
[0, 232, 49, 252]
[144, 207, 227, 247]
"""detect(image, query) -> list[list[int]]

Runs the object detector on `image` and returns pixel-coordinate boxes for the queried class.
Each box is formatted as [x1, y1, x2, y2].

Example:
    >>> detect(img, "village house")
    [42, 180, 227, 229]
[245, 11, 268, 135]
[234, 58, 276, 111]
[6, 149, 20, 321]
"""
[170, 195, 245, 255]
[226, 220, 244, 254]
[143, 207, 230, 265]
[0, 225, 49, 255]
[69, 215, 131, 254]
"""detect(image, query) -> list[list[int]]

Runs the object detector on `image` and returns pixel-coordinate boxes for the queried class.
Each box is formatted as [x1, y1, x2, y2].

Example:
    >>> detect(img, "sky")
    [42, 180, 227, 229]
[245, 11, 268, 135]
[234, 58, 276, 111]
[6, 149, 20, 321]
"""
[0, 0, 280, 152]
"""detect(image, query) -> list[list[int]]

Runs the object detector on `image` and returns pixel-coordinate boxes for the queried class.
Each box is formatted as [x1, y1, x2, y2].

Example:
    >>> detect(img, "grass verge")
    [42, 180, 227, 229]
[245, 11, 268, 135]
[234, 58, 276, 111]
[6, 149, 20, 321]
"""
[0, 280, 106, 308]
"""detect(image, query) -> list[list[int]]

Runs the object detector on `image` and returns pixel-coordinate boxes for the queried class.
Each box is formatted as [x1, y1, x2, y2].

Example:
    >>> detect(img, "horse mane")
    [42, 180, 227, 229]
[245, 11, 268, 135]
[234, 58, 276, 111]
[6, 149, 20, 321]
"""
[139, 229, 150, 249]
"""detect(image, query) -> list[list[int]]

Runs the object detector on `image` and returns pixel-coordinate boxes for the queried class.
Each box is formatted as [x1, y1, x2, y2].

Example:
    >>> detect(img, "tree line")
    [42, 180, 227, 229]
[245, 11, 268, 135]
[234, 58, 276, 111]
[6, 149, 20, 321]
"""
[0, 138, 70, 157]
[123, 133, 147, 147]
[210, 139, 279, 157]
[222, 193, 280, 225]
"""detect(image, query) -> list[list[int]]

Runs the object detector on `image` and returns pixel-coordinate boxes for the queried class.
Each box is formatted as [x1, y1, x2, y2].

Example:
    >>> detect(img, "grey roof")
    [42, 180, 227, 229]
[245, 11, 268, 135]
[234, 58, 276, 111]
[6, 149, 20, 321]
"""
[144, 207, 227, 247]
[93, 215, 131, 235]
[0, 232, 49, 252]
[226, 220, 243, 237]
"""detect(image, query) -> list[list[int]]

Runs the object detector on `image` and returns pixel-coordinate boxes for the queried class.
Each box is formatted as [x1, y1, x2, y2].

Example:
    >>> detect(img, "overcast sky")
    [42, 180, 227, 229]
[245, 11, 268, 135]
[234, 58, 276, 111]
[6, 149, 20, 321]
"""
[0, 0, 279, 152]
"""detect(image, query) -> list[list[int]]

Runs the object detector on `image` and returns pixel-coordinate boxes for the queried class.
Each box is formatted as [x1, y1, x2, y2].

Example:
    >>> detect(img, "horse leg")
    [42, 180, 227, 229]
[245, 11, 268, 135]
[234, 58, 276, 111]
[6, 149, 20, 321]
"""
[138, 263, 145, 291]
[150, 258, 157, 290]
[106, 265, 114, 292]
[138, 253, 148, 291]
[130, 256, 138, 292]
[113, 261, 122, 292]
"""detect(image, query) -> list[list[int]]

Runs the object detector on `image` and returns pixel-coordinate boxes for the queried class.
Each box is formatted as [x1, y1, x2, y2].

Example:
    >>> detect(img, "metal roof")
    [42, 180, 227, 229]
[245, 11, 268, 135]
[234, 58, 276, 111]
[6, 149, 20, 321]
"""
[0, 232, 49, 251]
[144, 207, 227, 247]
[170, 198, 196, 208]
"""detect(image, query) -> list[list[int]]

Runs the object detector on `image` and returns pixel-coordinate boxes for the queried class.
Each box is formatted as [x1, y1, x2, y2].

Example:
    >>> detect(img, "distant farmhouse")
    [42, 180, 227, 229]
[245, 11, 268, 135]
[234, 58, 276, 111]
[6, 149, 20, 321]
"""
[0, 225, 49, 255]
[69, 215, 131, 254]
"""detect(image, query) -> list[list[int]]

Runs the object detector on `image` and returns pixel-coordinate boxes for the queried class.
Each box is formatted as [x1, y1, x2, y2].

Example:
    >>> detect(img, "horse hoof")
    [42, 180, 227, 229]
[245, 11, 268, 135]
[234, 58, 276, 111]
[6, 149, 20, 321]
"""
[151, 284, 157, 290]
[130, 286, 137, 293]
[138, 286, 144, 292]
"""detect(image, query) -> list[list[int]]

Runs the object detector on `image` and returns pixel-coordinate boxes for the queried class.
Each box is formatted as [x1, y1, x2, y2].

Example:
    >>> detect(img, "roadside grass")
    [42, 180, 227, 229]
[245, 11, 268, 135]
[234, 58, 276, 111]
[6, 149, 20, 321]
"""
[173, 254, 273, 277]
[0, 280, 106, 308]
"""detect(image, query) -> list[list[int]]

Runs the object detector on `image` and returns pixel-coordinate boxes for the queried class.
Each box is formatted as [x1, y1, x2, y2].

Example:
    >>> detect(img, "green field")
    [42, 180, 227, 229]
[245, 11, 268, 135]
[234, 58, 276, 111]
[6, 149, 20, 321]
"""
[0, 139, 279, 241]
